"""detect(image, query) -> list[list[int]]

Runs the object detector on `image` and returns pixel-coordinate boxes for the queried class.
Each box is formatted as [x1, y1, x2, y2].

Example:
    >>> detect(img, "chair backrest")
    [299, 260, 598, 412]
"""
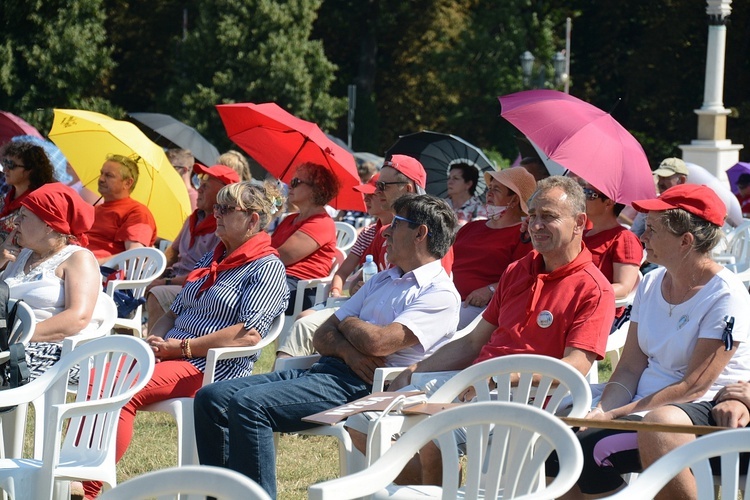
[99, 465, 271, 500]
[103, 247, 167, 300]
[61, 292, 118, 357]
[8, 299, 35, 346]
[606, 428, 750, 499]
[308, 402, 583, 500]
[429, 354, 592, 418]
[334, 221, 357, 254]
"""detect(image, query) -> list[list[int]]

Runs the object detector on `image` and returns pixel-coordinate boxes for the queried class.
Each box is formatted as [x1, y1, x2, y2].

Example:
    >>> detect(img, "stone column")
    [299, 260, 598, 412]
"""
[679, 0, 742, 181]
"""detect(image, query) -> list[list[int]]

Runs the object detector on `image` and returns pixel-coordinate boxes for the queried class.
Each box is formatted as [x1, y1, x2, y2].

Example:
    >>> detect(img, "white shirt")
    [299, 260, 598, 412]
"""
[335, 259, 460, 367]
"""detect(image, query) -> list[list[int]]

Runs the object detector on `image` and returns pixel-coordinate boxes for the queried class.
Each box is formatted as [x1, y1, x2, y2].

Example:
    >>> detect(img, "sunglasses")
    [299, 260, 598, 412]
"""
[375, 180, 408, 192]
[582, 187, 602, 201]
[290, 177, 312, 188]
[1, 158, 24, 171]
[392, 214, 432, 236]
[213, 204, 251, 216]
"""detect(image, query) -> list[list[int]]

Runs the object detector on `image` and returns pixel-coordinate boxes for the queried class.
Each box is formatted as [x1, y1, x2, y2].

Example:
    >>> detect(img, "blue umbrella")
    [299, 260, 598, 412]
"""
[11, 135, 72, 183]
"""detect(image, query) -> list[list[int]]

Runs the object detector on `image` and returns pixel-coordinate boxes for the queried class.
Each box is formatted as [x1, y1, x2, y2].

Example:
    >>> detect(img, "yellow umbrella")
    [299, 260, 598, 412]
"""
[48, 109, 191, 240]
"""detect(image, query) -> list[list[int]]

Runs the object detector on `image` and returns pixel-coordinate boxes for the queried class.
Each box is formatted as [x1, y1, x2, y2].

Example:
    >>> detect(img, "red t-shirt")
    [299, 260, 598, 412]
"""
[362, 223, 454, 274]
[474, 246, 614, 364]
[87, 197, 157, 259]
[584, 225, 643, 316]
[452, 221, 532, 300]
[271, 212, 337, 280]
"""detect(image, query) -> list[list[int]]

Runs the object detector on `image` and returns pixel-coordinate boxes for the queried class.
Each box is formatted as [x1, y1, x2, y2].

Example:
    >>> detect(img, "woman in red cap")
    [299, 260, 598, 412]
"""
[0, 182, 102, 379]
[550, 184, 750, 498]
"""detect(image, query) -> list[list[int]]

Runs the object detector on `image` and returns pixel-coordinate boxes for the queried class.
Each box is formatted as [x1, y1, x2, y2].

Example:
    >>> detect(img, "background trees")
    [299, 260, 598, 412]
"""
[0, 0, 747, 167]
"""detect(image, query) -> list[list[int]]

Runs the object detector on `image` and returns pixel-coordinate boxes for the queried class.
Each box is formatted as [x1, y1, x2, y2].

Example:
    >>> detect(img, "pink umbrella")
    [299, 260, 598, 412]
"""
[0, 111, 43, 146]
[216, 102, 365, 211]
[499, 90, 656, 205]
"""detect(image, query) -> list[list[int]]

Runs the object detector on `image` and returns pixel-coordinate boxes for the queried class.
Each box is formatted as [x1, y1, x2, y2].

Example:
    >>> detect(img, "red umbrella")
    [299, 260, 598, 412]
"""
[216, 102, 365, 211]
[0, 111, 43, 146]
[499, 90, 656, 205]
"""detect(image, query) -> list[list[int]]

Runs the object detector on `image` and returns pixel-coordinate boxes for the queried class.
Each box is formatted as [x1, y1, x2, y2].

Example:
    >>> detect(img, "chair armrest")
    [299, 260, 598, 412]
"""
[274, 354, 321, 371]
[203, 345, 267, 386]
[372, 367, 407, 392]
[61, 330, 106, 357]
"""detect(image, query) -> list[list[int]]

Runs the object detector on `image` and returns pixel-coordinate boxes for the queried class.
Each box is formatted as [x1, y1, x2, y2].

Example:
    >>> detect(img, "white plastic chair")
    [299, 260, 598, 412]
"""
[335, 221, 357, 255]
[61, 291, 118, 357]
[99, 465, 271, 500]
[102, 247, 167, 338]
[140, 313, 285, 466]
[0, 336, 154, 499]
[364, 354, 592, 468]
[308, 401, 584, 500]
[605, 428, 750, 500]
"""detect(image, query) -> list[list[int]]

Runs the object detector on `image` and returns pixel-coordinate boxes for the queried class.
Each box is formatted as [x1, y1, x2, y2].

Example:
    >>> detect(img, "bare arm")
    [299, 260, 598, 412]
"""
[148, 321, 263, 361]
[313, 313, 386, 384]
[31, 250, 100, 342]
[329, 252, 361, 297]
[388, 319, 495, 391]
[600, 335, 739, 419]
[611, 262, 640, 299]
[276, 230, 321, 266]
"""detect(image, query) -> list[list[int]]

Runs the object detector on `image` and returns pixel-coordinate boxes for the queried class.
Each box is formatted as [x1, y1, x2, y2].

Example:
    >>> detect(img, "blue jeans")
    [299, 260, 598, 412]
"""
[193, 356, 370, 498]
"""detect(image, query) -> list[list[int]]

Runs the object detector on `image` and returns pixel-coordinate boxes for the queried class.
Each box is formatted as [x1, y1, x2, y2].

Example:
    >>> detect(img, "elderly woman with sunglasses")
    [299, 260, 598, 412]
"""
[83, 180, 289, 499]
[0, 140, 56, 249]
[271, 162, 341, 315]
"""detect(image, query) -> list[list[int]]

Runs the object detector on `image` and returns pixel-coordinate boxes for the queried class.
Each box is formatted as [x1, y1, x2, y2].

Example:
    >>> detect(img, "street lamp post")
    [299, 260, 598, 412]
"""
[519, 50, 569, 91]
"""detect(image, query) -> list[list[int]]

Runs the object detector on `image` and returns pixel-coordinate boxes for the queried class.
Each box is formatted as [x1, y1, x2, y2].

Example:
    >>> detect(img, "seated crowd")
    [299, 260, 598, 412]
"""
[2, 137, 749, 500]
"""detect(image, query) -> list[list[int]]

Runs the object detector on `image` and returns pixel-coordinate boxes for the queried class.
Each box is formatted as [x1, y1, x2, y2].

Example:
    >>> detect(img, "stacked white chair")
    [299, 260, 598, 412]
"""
[102, 247, 167, 338]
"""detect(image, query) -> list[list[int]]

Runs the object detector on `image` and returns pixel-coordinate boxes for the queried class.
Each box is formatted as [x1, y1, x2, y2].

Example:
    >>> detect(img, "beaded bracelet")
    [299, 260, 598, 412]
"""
[180, 338, 188, 358]
[185, 339, 193, 359]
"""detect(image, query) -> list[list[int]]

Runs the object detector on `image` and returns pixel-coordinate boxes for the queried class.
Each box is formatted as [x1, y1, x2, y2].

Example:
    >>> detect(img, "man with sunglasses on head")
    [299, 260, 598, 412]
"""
[145, 164, 240, 331]
[87, 154, 157, 264]
[194, 194, 461, 498]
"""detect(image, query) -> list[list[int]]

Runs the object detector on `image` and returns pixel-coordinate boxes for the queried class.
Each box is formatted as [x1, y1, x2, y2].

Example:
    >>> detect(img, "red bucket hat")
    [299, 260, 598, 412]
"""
[21, 183, 95, 245]
[193, 163, 240, 185]
[631, 184, 726, 226]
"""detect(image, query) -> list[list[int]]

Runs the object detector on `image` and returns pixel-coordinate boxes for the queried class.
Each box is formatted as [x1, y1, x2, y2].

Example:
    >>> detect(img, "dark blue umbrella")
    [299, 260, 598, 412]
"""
[385, 130, 495, 197]
[127, 112, 220, 167]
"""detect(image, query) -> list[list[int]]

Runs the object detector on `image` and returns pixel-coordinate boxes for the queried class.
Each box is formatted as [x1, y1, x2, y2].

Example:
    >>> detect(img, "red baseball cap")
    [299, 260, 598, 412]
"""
[631, 184, 726, 226]
[383, 154, 427, 189]
[353, 173, 379, 194]
[193, 163, 240, 185]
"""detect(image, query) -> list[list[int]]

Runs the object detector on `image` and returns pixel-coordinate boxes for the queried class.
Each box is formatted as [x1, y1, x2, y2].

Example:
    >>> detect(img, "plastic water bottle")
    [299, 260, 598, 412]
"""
[362, 254, 378, 282]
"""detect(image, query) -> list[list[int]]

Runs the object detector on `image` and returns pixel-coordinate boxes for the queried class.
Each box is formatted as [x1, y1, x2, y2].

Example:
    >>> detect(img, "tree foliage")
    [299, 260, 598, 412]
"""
[0, 0, 119, 132]
[163, 0, 346, 149]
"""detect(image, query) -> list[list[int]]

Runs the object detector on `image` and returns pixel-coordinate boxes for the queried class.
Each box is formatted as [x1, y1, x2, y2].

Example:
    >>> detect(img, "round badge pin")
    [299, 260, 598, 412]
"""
[537, 310, 553, 328]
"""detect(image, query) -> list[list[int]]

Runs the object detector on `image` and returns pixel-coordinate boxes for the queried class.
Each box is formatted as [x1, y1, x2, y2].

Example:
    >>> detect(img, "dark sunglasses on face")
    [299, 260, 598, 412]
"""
[582, 187, 602, 201]
[213, 203, 251, 216]
[392, 214, 433, 237]
[1, 158, 24, 171]
[290, 177, 312, 188]
[375, 180, 408, 192]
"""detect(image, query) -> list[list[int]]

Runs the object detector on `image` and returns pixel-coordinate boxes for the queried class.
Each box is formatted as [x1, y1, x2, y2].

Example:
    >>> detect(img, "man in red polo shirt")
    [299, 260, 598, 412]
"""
[359, 176, 615, 485]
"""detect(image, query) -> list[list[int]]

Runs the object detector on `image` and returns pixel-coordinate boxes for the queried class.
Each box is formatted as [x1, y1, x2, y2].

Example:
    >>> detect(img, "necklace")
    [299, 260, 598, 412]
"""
[666, 270, 701, 317]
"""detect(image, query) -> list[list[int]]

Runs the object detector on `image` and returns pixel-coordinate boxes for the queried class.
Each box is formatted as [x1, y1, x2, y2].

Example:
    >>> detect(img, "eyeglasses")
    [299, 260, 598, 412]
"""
[213, 204, 251, 216]
[1, 158, 24, 171]
[173, 165, 189, 175]
[290, 177, 312, 188]
[582, 188, 602, 201]
[392, 215, 432, 236]
[375, 181, 408, 192]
